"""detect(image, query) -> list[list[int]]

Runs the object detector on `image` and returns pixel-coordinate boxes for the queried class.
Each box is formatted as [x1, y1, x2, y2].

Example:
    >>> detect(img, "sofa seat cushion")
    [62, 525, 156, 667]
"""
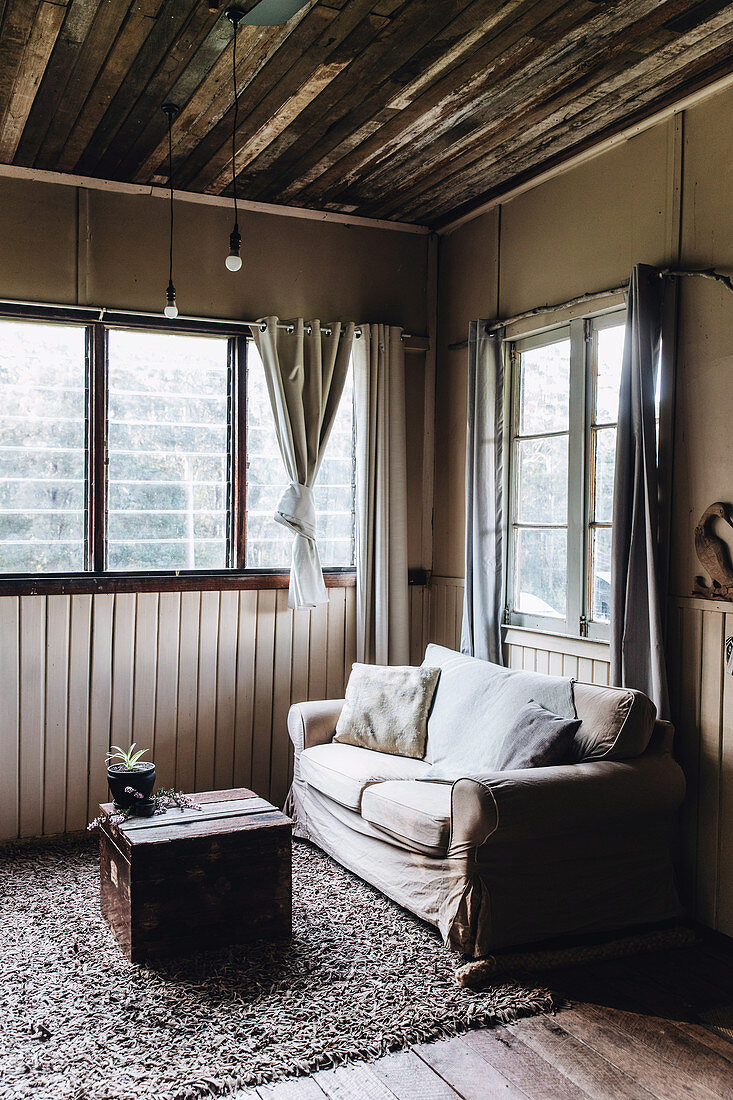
[300, 743, 431, 812]
[361, 780, 452, 857]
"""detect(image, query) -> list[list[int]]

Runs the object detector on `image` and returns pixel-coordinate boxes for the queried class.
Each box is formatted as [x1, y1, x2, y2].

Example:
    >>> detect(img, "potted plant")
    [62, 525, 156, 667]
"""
[106, 744, 156, 811]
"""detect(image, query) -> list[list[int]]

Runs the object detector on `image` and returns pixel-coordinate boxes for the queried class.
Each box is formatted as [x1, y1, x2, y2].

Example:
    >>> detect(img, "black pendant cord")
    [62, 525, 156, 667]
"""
[168, 112, 174, 292]
[231, 15, 239, 236]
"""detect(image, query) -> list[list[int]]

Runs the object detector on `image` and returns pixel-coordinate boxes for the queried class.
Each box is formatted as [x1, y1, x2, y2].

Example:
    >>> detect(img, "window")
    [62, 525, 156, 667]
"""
[0, 308, 356, 582]
[507, 311, 626, 638]
[0, 319, 88, 572]
[107, 330, 231, 571]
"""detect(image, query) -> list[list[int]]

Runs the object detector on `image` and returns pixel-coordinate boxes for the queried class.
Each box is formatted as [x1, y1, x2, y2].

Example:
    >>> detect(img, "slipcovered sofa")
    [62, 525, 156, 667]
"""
[287, 644, 685, 956]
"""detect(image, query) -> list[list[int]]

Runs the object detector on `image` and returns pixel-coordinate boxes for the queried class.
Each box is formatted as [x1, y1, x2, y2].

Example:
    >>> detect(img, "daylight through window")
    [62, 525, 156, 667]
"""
[0, 311, 356, 578]
[508, 311, 626, 638]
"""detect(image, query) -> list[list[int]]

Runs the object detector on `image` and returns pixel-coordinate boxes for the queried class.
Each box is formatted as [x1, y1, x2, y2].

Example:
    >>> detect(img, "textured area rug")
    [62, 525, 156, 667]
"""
[0, 836, 554, 1100]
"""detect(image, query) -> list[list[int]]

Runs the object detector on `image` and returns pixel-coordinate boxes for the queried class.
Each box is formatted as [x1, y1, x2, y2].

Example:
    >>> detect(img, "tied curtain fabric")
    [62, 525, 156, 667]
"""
[352, 324, 410, 665]
[460, 322, 506, 665]
[254, 317, 355, 610]
[611, 264, 670, 718]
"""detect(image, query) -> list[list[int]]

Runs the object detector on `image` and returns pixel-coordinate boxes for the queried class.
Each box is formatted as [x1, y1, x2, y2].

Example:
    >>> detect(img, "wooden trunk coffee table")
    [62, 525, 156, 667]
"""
[98, 787, 292, 962]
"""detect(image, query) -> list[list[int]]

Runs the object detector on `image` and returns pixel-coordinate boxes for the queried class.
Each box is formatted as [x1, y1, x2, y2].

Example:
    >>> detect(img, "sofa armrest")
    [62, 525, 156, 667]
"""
[287, 699, 345, 755]
[448, 753, 686, 857]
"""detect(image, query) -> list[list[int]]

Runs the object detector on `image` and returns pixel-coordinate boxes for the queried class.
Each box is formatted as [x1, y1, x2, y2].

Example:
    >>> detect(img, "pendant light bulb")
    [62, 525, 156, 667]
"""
[164, 280, 178, 319]
[225, 226, 242, 271]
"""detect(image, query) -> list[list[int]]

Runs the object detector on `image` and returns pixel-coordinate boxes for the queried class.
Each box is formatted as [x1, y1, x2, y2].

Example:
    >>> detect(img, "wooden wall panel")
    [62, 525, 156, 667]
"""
[0, 584, 428, 841]
[668, 597, 733, 937]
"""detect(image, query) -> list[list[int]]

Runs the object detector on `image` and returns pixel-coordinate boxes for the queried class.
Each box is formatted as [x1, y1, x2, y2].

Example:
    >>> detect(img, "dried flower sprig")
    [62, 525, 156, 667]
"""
[87, 787, 201, 831]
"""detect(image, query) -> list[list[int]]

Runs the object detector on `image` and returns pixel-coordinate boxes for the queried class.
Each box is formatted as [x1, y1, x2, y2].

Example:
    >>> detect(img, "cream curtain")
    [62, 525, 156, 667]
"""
[460, 322, 506, 664]
[353, 324, 409, 664]
[253, 316, 355, 610]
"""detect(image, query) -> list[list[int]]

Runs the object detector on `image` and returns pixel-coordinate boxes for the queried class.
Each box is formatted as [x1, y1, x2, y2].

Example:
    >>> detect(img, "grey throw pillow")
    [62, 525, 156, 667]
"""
[492, 700, 582, 771]
[334, 663, 441, 759]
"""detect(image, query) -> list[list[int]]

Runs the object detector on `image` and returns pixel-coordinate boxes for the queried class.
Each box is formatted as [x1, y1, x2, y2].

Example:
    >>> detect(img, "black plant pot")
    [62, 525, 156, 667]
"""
[107, 762, 156, 811]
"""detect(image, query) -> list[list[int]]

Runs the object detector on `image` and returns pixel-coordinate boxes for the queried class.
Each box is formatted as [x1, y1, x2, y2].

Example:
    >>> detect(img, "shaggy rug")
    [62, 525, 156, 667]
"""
[0, 836, 554, 1100]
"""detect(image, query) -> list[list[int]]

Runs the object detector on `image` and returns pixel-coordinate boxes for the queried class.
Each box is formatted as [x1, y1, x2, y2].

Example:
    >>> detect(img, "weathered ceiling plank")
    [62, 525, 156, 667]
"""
[134, 17, 307, 183]
[279, 0, 671, 208]
[0, 1, 66, 163]
[13, 0, 102, 167]
[234, 0, 523, 200]
[0, 0, 732, 225]
[181, 0, 378, 192]
[75, 0, 202, 175]
[56, 5, 160, 172]
[394, 3, 733, 222]
[350, 0, 713, 215]
[418, 30, 733, 225]
[34, 0, 133, 170]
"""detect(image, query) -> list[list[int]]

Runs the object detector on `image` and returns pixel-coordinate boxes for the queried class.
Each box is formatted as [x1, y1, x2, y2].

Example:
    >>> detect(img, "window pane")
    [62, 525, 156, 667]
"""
[593, 426, 616, 523]
[595, 323, 625, 424]
[514, 527, 567, 619]
[246, 346, 355, 569]
[107, 330, 229, 571]
[516, 436, 568, 524]
[591, 526, 612, 622]
[519, 338, 570, 435]
[0, 319, 87, 573]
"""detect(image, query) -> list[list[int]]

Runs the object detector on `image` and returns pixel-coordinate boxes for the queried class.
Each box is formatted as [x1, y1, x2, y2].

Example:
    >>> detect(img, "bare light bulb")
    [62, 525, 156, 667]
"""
[226, 225, 242, 272]
[164, 280, 178, 319]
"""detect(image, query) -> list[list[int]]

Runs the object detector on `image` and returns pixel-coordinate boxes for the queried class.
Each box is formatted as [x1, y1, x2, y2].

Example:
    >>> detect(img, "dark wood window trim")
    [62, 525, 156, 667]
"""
[0, 303, 360, 594]
[0, 568, 428, 597]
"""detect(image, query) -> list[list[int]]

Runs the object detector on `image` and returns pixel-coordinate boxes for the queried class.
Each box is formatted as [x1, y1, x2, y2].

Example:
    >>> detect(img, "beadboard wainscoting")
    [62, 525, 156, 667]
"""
[668, 596, 733, 936]
[0, 585, 423, 841]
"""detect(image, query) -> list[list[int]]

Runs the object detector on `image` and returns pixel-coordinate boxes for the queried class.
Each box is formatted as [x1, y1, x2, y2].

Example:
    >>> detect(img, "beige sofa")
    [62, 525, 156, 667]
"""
[287, 645, 686, 957]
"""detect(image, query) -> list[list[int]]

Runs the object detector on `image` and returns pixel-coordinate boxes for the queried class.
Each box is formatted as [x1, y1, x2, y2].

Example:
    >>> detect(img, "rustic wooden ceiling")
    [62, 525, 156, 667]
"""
[1, 0, 732, 227]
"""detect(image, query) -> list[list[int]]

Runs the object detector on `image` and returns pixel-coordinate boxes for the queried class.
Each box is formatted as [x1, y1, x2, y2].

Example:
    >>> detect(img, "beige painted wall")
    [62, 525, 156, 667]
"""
[433, 86, 733, 934]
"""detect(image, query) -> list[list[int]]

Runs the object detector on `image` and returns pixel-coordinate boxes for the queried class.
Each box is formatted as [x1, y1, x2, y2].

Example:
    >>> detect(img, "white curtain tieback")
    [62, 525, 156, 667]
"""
[275, 482, 316, 540]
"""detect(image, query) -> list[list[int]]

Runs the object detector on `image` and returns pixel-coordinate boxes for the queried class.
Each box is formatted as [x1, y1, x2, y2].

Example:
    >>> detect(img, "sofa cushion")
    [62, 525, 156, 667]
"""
[571, 681, 656, 761]
[494, 700, 581, 770]
[361, 780, 452, 857]
[422, 644, 576, 777]
[334, 662, 440, 759]
[299, 743, 431, 812]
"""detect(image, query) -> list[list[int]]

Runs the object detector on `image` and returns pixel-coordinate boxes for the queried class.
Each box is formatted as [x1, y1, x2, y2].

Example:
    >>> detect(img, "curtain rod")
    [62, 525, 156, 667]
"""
[0, 298, 414, 340]
[447, 268, 733, 350]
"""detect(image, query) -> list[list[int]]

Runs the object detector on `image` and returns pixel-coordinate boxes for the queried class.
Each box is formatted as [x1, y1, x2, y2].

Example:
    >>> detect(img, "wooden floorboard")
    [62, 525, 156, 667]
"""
[232, 943, 733, 1100]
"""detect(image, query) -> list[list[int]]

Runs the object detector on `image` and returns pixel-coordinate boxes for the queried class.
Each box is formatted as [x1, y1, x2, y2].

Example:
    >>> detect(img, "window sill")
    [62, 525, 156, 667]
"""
[0, 570, 357, 597]
[503, 624, 610, 661]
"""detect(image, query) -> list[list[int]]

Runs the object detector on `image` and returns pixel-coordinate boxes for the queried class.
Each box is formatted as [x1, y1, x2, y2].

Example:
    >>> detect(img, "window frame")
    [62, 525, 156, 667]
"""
[506, 307, 626, 641]
[0, 302, 356, 593]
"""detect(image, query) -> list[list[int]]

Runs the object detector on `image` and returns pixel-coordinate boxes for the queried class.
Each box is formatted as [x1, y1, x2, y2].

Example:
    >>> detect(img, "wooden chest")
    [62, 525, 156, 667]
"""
[98, 787, 292, 962]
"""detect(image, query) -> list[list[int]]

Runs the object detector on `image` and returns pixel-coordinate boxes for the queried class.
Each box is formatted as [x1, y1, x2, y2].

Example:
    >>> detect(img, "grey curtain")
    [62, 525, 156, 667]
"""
[610, 264, 670, 718]
[352, 324, 409, 665]
[460, 322, 506, 664]
[253, 316, 355, 610]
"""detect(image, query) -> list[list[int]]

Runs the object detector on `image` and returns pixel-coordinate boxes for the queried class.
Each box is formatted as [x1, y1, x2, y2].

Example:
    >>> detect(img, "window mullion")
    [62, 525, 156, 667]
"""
[233, 335, 247, 570]
[90, 321, 107, 573]
[566, 317, 586, 635]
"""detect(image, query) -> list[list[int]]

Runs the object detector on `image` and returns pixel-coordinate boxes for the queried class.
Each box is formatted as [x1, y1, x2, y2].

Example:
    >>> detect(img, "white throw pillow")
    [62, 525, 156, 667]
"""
[334, 663, 441, 759]
[422, 644, 576, 777]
